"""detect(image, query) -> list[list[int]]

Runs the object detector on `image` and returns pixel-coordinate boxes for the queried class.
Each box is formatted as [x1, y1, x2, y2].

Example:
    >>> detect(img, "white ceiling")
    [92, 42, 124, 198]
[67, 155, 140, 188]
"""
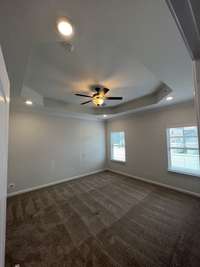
[23, 41, 160, 107]
[0, 0, 194, 115]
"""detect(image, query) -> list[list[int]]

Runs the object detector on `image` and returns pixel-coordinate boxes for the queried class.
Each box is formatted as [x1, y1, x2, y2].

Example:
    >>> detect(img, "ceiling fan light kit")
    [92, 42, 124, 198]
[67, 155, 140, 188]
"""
[92, 95, 104, 106]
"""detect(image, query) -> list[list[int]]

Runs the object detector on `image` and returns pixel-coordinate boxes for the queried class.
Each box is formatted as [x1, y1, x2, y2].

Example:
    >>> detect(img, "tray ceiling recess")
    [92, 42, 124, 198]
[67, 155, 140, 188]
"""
[0, 0, 194, 119]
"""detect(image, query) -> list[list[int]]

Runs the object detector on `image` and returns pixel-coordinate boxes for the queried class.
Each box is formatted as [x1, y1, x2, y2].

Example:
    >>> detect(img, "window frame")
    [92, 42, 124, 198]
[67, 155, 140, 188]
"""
[166, 126, 200, 177]
[110, 131, 126, 163]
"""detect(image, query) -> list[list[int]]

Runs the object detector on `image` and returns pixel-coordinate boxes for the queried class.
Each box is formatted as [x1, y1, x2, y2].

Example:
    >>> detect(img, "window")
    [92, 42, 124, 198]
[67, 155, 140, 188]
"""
[111, 132, 126, 162]
[167, 126, 200, 176]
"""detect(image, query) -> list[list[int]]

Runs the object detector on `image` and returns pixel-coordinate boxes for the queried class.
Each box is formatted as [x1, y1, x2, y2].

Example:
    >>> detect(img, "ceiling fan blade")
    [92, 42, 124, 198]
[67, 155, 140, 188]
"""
[81, 100, 92, 105]
[75, 93, 92, 98]
[105, 97, 123, 100]
[103, 88, 110, 95]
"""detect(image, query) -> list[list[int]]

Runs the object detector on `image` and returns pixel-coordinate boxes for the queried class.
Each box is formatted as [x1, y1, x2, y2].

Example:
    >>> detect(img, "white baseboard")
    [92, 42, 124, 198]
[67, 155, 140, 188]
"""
[107, 168, 200, 198]
[7, 169, 106, 197]
[8, 168, 200, 199]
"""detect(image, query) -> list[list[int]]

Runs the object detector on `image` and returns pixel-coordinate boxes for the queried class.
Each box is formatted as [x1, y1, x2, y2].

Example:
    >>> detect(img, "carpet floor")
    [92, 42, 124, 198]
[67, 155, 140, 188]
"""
[6, 171, 200, 267]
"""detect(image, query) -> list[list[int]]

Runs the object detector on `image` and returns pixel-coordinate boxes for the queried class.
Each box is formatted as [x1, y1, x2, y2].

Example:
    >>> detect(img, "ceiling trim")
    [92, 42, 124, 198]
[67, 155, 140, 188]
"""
[11, 83, 172, 119]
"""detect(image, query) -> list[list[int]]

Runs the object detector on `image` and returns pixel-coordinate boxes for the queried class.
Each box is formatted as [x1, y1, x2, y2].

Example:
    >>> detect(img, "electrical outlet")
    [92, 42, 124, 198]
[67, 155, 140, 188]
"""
[8, 183, 15, 189]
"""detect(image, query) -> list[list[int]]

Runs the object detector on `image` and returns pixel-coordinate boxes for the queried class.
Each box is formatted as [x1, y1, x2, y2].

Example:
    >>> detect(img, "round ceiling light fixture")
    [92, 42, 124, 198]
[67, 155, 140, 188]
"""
[166, 96, 173, 101]
[57, 18, 74, 37]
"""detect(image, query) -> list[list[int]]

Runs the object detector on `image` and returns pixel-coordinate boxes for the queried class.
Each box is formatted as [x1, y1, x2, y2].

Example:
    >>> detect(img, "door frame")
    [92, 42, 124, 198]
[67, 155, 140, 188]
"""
[0, 46, 10, 267]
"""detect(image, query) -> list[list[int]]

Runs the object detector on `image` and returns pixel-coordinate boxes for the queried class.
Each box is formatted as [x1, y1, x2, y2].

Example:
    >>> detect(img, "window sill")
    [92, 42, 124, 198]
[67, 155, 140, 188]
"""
[168, 168, 200, 178]
[111, 159, 126, 164]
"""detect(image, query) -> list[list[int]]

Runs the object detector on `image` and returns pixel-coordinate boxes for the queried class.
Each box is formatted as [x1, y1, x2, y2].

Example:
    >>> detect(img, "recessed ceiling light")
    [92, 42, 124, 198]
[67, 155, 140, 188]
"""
[103, 114, 107, 118]
[57, 18, 73, 37]
[166, 96, 173, 101]
[25, 100, 33, 105]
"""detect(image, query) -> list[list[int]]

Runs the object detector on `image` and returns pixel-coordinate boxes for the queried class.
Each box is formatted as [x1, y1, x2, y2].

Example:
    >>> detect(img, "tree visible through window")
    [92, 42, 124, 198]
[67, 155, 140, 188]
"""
[111, 132, 126, 162]
[167, 126, 200, 176]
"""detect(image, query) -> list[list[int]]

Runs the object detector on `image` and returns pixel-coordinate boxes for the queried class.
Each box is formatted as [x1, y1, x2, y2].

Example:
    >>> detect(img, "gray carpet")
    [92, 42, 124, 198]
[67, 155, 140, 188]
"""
[6, 171, 200, 267]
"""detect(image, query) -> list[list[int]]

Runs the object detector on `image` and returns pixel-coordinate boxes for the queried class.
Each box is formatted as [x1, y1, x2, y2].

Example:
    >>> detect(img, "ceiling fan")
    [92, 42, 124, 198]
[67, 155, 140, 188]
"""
[75, 86, 123, 106]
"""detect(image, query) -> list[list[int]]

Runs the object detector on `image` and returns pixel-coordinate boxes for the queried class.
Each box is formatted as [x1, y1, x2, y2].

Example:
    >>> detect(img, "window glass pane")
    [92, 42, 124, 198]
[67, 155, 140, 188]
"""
[185, 149, 200, 170]
[170, 137, 184, 148]
[167, 126, 200, 175]
[184, 126, 198, 137]
[170, 148, 200, 171]
[111, 132, 126, 162]
[171, 148, 185, 154]
[112, 145, 126, 161]
[185, 136, 199, 149]
[170, 148, 185, 169]
[186, 149, 199, 155]
[169, 128, 183, 137]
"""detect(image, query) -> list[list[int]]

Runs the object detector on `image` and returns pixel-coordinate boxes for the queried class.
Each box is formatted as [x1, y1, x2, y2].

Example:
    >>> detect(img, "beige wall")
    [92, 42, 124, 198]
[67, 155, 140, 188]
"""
[8, 110, 106, 194]
[106, 101, 200, 194]
[8, 101, 200, 196]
